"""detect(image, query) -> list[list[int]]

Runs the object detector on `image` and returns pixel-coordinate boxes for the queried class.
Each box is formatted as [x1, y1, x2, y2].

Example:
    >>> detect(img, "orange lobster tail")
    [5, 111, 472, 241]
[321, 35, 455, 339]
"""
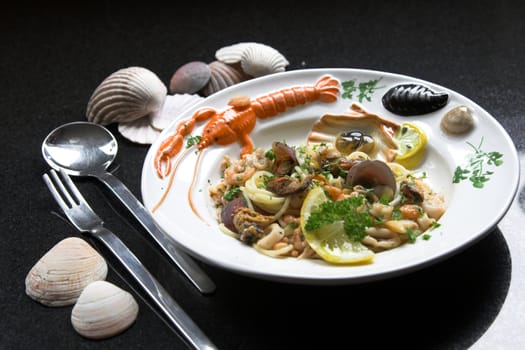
[251, 75, 339, 118]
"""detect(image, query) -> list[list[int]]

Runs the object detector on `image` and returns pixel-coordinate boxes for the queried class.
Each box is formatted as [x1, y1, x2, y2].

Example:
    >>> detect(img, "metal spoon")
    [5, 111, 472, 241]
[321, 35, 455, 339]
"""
[42, 121, 216, 294]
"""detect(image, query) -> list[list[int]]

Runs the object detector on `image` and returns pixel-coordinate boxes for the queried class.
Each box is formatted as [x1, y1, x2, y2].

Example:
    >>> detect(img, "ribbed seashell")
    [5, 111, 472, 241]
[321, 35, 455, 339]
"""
[239, 43, 289, 77]
[71, 281, 139, 339]
[150, 93, 204, 130]
[25, 237, 108, 307]
[86, 66, 167, 125]
[201, 61, 246, 97]
[382, 83, 449, 116]
[307, 102, 400, 162]
[215, 42, 289, 77]
[118, 117, 160, 145]
[169, 61, 211, 94]
[440, 105, 475, 135]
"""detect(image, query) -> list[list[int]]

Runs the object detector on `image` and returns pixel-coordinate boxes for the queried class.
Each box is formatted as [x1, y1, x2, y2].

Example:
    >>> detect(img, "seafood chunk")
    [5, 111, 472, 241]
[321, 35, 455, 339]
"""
[307, 102, 400, 162]
[382, 83, 448, 116]
[346, 160, 397, 198]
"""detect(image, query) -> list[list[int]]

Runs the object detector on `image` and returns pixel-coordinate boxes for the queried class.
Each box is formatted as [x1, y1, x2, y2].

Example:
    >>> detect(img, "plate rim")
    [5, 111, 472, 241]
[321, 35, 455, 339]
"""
[141, 67, 520, 285]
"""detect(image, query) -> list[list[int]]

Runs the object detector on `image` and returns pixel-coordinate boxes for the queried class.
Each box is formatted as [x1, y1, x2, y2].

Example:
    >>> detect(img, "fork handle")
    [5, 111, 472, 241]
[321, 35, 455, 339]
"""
[93, 226, 217, 350]
[96, 171, 216, 295]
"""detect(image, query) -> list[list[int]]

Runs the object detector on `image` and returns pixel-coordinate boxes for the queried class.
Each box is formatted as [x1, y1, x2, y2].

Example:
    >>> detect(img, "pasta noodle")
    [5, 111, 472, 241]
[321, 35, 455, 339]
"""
[209, 141, 446, 262]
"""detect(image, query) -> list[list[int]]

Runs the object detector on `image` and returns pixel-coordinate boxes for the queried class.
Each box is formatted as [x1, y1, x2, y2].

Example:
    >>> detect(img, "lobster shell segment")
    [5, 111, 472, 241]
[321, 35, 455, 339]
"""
[382, 83, 448, 116]
[251, 75, 340, 118]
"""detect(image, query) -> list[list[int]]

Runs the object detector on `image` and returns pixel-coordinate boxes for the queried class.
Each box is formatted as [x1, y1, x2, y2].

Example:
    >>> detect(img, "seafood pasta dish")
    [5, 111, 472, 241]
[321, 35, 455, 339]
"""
[209, 105, 446, 264]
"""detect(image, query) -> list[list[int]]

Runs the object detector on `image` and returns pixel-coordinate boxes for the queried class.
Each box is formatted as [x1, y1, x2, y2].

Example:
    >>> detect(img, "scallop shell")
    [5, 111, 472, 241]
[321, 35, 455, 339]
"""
[215, 42, 289, 77]
[382, 83, 448, 116]
[150, 93, 204, 130]
[440, 105, 475, 135]
[25, 237, 108, 307]
[71, 280, 139, 339]
[118, 93, 204, 144]
[118, 117, 160, 145]
[169, 61, 211, 94]
[308, 102, 400, 162]
[201, 61, 246, 96]
[86, 66, 167, 125]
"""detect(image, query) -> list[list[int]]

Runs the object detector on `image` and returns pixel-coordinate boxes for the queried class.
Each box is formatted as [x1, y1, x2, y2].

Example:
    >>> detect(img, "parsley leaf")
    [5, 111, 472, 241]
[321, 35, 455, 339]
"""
[304, 195, 373, 241]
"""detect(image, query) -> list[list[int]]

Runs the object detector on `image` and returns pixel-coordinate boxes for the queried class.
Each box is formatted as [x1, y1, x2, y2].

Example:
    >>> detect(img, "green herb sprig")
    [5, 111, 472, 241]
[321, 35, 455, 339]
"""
[342, 78, 384, 103]
[304, 195, 373, 241]
[452, 137, 503, 188]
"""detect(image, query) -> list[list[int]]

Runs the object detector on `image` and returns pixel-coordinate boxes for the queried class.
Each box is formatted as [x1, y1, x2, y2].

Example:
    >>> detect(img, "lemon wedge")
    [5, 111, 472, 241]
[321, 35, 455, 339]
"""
[394, 122, 428, 169]
[300, 187, 375, 265]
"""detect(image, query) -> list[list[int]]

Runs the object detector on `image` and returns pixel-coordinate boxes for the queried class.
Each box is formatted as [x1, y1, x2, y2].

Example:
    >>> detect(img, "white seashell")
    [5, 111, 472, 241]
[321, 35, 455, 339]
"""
[149, 93, 204, 130]
[240, 43, 289, 77]
[201, 61, 246, 96]
[215, 42, 289, 77]
[215, 42, 254, 64]
[86, 66, 167, 125]
[440, 105, 475, 135]
[25, 237, 108, 307]
[169, 61, 211, 94]
[71, 280, 139, 339]
[118, 117, 161, 145]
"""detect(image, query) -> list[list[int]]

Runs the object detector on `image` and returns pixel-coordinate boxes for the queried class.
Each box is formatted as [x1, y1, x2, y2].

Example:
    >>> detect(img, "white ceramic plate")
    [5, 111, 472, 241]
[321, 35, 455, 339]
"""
[141, 68, 519, 285]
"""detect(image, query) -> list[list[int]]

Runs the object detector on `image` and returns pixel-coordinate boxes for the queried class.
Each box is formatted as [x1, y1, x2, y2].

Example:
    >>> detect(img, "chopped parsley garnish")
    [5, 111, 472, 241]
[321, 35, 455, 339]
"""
[223, 185, 240, 201]
[304, 195, 373, 242]
[186, 135, 202, 148]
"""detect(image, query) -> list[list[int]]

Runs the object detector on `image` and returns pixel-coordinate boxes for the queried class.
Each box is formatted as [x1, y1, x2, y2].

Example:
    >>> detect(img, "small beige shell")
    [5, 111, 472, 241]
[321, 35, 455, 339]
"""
[201, 61, 246, 96]
[215, 42, 289, 77]
[440, 105, 475, 135]
[71, 280, 139, 339]
[86, 66, 167, 125]
[25, 237, 108, 307]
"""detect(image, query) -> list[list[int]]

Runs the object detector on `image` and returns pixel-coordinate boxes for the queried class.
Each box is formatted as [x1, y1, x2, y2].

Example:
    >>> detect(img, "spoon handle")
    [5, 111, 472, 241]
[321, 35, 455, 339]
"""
[97, 171, 216, 295]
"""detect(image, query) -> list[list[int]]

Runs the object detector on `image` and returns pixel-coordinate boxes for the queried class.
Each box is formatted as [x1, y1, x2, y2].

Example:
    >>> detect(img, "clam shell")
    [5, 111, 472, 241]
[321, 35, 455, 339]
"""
[25, 237, 108, 307]
[308, 103, 400, 162]
[201, 61, 246, 97]
[169, 61, 211, 94]
[150, 93, 204, 130]
[71, 280, 139, 339]
[215, 42, 289, 77]
[382, 83, 448, 116]
[440, 105, 475, 135]
[86, 66, 167, 125]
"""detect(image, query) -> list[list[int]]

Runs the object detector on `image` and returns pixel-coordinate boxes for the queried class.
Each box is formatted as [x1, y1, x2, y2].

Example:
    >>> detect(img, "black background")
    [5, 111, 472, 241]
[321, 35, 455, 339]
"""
[2, 1, 523, 349]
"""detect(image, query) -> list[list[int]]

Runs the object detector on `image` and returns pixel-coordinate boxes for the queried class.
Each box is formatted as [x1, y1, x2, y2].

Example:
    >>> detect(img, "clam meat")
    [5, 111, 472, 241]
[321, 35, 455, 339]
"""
[307, 102, 400, 162]
[382, 83, 448, 116]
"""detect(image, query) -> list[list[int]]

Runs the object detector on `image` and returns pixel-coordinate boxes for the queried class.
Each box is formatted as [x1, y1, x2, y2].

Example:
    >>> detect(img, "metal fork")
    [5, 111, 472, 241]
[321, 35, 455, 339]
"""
[43, 168, 217, 350]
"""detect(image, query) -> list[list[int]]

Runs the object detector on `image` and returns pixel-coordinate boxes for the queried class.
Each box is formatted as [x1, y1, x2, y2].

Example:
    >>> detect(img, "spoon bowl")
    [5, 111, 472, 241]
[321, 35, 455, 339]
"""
[41, 121, 215, 294]
[42, 121, 117, 176]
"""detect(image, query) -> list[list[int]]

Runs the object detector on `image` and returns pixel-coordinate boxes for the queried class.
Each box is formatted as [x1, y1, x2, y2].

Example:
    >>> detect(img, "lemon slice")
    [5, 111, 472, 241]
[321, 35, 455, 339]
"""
[394, 122, 428, 169]
[300, 187, 375, 265]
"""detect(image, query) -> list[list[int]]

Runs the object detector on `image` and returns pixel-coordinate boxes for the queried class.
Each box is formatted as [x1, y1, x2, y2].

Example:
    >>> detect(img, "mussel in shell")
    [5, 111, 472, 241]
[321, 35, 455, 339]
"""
[382, 83, 448, 116]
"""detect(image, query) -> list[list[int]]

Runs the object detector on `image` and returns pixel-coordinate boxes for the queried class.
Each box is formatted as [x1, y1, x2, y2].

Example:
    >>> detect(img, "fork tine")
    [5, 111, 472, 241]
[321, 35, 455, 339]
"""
[43, 171, 70, 211]
[49, 169, 77, 207]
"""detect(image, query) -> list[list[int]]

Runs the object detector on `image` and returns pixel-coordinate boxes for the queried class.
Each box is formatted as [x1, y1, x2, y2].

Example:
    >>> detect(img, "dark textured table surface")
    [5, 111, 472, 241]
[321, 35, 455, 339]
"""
[2, 1, 524, 349]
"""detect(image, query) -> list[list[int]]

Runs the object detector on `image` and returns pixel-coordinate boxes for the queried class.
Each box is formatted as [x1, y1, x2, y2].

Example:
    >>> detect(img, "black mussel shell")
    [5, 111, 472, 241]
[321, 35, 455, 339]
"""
[382, 83, 448, 116]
